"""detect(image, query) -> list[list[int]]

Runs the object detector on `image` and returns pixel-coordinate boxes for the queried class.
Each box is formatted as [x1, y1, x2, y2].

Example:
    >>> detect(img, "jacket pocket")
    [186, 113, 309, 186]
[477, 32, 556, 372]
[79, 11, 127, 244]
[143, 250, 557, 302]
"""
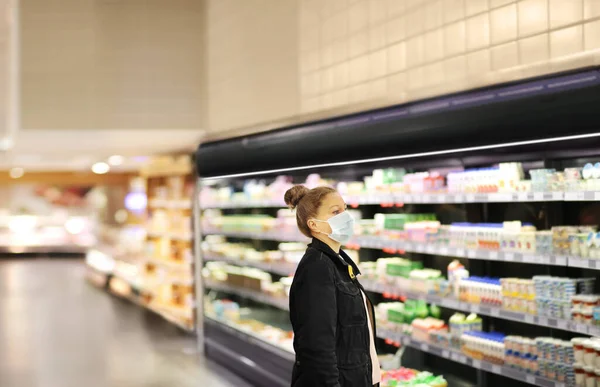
[335, 280, 366, 327]
[338, 363, 371, 387]
[337, 325, 368, 368]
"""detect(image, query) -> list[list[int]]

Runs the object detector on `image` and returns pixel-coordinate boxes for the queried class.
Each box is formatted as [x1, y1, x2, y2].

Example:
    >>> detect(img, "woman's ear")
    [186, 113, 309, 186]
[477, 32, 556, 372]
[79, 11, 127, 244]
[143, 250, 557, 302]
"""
[307, 219, 317, 233]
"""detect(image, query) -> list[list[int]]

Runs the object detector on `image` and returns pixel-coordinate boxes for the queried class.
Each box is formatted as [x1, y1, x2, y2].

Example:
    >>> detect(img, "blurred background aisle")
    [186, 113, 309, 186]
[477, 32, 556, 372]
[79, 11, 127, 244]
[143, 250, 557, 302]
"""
[0, 259, 251, 387]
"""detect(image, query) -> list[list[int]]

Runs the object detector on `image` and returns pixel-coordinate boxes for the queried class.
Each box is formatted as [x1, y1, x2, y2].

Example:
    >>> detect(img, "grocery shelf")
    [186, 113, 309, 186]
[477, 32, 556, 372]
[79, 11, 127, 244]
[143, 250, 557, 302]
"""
[204, 316, 293, 387]
[352, 235, 570, 267]
[0, 244, 90, 254]
[148, 198, 192, 210]
[360, 278, 600, 336]
[202, 229, 577, 268]
[205, 316, 294, 361]
[376, 327, 565, 387]
[203, 254, 297, 276]
[568, 257, 600, 270]
[204, 278, 290, 311]
[199, 191, 600, 210]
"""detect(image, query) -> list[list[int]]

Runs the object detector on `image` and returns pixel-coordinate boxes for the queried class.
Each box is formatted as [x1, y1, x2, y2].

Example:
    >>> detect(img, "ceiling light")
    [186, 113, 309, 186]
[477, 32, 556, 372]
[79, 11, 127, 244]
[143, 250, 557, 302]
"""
[9, 167, 24, 179]
[91, 162, 110, 175]
[108, 155, 124, 166]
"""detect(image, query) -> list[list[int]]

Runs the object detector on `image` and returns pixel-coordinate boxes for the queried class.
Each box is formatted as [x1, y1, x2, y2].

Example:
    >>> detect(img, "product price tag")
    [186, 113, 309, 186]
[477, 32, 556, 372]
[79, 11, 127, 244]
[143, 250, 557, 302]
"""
[492, 365, 502, 374]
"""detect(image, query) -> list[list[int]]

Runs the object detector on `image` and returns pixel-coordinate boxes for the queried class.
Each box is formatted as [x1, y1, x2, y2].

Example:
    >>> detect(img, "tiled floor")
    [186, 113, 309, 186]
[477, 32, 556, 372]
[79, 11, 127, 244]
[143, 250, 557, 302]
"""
[0, 258, 253, 387]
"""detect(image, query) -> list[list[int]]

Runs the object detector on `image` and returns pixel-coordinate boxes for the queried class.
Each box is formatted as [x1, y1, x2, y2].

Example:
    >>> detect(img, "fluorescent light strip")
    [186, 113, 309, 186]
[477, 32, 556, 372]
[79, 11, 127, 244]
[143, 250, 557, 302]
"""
[201, 132, 600, 181]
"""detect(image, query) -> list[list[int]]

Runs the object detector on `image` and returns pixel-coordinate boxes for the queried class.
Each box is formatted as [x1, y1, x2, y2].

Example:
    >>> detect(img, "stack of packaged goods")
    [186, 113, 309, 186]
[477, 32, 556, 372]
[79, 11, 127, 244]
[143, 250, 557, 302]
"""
[203, 262, 292, 300]
[533, 276, 596, 321]
[572, 337, 600, 386]
[202, 235, 306, 267]
[430, 313, 482, 350]
[376, 299, 444, 338]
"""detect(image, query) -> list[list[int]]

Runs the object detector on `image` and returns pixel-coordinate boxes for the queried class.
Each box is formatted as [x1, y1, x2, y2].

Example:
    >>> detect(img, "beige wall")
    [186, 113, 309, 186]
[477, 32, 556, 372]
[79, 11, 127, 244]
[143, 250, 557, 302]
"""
[205, 0, 300, 139]
[205, 0, 600, 140]
[21, 0, 205, 131]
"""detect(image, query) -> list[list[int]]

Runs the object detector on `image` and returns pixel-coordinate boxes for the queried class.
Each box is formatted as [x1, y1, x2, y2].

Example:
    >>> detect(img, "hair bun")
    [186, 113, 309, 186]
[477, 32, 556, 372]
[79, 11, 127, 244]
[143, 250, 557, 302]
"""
[284, 185, 310, 209]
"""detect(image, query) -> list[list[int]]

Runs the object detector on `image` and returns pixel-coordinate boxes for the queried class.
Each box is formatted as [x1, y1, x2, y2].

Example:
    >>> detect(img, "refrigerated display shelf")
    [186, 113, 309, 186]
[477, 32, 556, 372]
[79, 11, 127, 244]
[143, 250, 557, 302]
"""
[205, 315, 295, 361]
[202, 229, 580, 268]
[204, 279, 290, 311]
[203, 254, 297, 276]
[360, 278, 600, 336]
[0, 244, 90, 254]
[200, 190, 600, 210]
[376, 327, 565, 387]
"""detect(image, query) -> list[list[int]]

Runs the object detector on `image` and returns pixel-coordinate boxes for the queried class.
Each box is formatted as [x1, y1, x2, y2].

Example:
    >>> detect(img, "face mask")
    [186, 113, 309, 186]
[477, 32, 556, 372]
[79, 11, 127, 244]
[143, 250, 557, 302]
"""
[312, 211, 355, 244]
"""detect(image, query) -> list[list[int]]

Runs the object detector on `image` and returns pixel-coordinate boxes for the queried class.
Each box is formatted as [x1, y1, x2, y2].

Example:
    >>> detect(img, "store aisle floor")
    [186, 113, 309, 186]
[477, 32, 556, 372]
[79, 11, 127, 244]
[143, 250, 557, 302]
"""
[0, 259, 253, 387]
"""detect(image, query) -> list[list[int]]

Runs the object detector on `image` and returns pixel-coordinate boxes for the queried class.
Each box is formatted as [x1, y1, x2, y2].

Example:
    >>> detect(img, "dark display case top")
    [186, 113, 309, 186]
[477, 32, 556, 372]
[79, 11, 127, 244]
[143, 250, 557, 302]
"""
[196, 68, 600, 179]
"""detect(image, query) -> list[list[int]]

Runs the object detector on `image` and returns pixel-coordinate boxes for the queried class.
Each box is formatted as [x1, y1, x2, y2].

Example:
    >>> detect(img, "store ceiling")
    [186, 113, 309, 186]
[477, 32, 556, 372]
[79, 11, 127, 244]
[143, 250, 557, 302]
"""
[0, 129, 204, 172]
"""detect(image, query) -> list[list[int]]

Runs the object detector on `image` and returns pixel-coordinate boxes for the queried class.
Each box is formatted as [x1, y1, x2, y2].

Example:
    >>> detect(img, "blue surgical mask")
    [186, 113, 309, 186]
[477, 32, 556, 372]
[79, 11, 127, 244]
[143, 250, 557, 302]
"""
[312, 211, 355, 244]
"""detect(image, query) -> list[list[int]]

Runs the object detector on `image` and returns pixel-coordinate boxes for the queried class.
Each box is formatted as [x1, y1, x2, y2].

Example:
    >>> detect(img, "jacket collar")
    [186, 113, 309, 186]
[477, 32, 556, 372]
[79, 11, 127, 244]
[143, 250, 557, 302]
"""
[308, 237, 361, 276]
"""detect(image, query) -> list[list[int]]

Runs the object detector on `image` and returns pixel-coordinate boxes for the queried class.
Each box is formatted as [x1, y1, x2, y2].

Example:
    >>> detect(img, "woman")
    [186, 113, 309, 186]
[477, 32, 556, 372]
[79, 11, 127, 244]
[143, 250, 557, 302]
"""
[284, 185, 380, 387]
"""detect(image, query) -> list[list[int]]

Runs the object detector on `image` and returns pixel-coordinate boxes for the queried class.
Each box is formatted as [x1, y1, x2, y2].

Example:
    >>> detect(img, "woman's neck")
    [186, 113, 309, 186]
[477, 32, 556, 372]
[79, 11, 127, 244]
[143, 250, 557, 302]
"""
[313, 233, 342, 253]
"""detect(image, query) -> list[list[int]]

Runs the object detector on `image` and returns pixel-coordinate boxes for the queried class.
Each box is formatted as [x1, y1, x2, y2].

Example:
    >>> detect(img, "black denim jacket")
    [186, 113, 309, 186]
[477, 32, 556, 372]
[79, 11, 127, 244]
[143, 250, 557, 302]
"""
[289, 238, 377, 387]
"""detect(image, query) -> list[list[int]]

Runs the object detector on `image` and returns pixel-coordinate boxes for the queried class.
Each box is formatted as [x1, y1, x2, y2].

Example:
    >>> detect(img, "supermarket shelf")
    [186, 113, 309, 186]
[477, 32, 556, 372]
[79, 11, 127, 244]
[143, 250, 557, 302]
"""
[205, 316, 294, 361]
[203, 229, 576, 268]
[204, 279, 290, 311]
[148, 198, 192, 210]
[204, 316, 293, 387]
[352, 235, 570, 267]
[202, 229, 307, 243]
[360, 278, 600, 336]
[568, 257, 600, 270]
[200, 191, 600, 210]
[376, 327, 565, 387]
[203, 254, 297, 276]
[202, 200, 286, 209]
[0, 244, 90, 254]
[146, 231, 192, 241]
